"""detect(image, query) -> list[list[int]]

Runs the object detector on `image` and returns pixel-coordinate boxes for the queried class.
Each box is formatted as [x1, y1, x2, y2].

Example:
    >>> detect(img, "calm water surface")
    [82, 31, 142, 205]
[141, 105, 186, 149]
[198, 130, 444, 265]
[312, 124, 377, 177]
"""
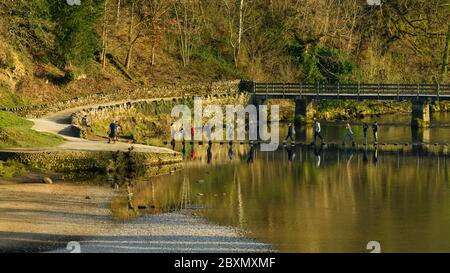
[134, 113, 450, 252]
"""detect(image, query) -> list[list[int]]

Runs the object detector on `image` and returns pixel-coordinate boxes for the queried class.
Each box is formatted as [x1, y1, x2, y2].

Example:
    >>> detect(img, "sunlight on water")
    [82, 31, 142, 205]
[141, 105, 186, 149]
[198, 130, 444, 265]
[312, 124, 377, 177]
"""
[129, 114, 450, 252]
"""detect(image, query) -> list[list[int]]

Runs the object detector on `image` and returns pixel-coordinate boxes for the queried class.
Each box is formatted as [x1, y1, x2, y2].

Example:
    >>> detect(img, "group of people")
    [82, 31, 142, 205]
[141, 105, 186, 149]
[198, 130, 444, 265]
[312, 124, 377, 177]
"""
[170, 122, 235, 142]
[80, 115, 121, 144]
[108, 120, 120, 144]
[286, 119, 379, 146]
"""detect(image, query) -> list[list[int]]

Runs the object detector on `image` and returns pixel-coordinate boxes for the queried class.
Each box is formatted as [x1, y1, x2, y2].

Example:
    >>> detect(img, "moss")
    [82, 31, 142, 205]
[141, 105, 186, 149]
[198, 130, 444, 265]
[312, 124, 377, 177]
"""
[0, 160, 25, 177]
[0, 150, 182, 174]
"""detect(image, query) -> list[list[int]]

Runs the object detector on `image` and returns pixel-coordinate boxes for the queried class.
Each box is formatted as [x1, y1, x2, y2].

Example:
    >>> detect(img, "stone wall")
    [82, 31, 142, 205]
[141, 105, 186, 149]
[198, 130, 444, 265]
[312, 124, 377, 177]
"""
[70, 92, 251, 141]
[5, 80, 241, 118]
[0, 150, 182, 174]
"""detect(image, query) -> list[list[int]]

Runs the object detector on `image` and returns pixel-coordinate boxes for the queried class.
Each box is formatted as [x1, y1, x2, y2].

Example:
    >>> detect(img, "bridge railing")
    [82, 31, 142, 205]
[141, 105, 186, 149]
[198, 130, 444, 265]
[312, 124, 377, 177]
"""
[252, 82, 450, 98]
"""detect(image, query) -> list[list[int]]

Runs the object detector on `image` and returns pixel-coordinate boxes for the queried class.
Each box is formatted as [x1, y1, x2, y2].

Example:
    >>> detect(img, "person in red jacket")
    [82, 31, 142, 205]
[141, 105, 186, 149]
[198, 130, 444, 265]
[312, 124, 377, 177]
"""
[190, 123, 195, 140]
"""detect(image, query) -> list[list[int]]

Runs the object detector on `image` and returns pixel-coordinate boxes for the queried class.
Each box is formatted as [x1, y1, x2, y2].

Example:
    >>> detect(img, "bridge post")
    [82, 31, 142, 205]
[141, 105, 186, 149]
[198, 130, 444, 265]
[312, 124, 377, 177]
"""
[411, 127, 431, 144]
[252, 95, 266, 139]
[294, 98, 315, 126]
[411, 101, 431, 128]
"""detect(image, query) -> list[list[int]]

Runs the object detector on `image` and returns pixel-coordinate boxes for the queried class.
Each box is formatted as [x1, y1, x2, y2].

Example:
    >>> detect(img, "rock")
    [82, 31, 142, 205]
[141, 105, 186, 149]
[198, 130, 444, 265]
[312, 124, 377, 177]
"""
[85, 196, 91, 199]
[43, 177, 53, 184]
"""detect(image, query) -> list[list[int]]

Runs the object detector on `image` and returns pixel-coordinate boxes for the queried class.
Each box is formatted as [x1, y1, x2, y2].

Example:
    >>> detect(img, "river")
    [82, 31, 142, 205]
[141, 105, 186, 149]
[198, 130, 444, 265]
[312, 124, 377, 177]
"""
[130, 112, 450, 252]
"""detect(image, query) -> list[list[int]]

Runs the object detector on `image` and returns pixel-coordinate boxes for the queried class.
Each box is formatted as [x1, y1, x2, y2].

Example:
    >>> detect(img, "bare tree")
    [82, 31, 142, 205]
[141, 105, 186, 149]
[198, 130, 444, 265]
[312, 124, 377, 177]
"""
[224, 0, 246, 68]
[442, 24, 450, 82]
[146, 0, 171, 66]
[101, 0, 109, 69]
[116, 0, 121, 25]
[172, 0, 200, 67]
[124, 0, 151, 70]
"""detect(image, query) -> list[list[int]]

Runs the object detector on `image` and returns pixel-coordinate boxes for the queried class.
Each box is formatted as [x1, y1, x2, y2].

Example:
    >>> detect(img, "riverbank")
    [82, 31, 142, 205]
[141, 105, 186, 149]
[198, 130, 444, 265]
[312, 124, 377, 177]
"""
[0, 178, 272, 253]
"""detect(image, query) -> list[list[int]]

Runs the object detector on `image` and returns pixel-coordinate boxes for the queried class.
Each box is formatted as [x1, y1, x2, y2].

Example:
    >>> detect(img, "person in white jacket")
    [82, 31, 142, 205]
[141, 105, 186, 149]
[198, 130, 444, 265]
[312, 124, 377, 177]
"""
[313, 118, 324, 145]
[342, 123, 356, 146]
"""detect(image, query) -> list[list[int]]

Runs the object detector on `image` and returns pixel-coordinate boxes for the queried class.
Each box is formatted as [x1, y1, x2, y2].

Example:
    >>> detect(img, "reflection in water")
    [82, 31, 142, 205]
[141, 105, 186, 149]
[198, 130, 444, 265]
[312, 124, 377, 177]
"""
[373, 149, 379, 166]
[190, 142, 196, 160]
[314, 145, 322, 167]
[345, 147, 354, 166]
[247, 144, 255, 164]
[141, 143, 450, 252]
[207, 144, 212, 164]
[181, 141, 186, 157]
[285, 144, 296, 162]
[228, 144, 233, 160]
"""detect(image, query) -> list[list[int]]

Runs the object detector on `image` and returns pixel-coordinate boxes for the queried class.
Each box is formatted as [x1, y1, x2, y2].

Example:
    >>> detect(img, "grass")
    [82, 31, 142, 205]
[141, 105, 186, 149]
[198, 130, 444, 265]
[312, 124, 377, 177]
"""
[0, 160, 25, 177]
[0, 111, 64, 149]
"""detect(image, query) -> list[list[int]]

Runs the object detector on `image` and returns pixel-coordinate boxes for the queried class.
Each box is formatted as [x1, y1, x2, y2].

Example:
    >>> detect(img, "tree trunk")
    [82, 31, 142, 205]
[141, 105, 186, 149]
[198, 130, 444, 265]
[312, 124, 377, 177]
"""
[101, 0, 108, 69]
[125, 1, 135, 70]
[442, 24, 450, 82]
[125, 45, 133, 70]
[151, 43, 155, 66]
[116, 0, 121, 25]
[236, 0, 244, 68]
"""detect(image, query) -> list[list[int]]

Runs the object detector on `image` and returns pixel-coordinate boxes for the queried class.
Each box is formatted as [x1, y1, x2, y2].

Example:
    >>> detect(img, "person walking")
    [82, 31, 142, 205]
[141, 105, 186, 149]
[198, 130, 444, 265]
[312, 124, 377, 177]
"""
[81, 115, 90, 128]
[108, 120, 118, 144]
[190, 123, 195, 141]
[205, 122, 212, 141]
[170, 123, 175, 141]
[180, 126, 186, 142]
[313, 118, 324, 145]
[228, 125, 234, 142]
[285, 123, 295, 141]
[342, 123, 356, 146]
[114, 121, 121, 142]
[363, 123, 369, 145]
[372, 121, 379, 145]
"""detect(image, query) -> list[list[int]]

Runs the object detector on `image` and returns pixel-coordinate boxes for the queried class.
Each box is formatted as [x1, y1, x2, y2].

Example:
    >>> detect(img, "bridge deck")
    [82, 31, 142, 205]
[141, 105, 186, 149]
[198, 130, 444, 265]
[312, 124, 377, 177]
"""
[251, 83, 450, 101]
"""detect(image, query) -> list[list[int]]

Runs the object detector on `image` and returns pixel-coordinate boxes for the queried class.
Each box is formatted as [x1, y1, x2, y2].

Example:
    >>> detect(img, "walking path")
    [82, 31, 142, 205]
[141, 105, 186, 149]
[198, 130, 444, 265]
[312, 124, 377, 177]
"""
[5, 98, 179, 154]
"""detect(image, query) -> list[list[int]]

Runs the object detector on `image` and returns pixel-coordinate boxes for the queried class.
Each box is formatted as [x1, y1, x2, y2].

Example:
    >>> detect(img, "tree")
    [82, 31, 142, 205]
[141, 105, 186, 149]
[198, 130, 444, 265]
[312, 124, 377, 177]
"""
[146, 0, 171, 66]
[101, 0, 109, 69]
[116, 0, 121, 25]
[51, 0, 104, 74]
[442, 24, 450, 82]
[223, 0, 246, 67]
[172, 0, 200, 67]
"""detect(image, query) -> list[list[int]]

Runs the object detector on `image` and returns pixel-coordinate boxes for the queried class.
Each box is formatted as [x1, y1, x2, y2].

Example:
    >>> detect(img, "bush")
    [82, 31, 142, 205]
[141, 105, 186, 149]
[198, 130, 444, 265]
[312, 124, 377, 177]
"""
[0, 160, 25, 177]
[50, 0, 104, 71]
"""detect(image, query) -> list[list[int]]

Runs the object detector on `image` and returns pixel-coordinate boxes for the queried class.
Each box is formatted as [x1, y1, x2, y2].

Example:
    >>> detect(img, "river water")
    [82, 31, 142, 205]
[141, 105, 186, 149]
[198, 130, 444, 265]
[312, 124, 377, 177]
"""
[134, 113, 450, 252]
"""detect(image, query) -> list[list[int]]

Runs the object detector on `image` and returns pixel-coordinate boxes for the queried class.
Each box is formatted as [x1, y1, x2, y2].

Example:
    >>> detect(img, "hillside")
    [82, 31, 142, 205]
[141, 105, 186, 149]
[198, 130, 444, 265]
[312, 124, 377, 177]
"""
[0, 0, 449, 108]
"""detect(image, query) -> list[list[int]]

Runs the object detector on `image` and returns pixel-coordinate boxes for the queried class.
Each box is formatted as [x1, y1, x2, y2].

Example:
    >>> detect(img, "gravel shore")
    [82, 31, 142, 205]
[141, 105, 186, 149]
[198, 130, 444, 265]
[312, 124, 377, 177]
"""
[0, 179, 272, 253]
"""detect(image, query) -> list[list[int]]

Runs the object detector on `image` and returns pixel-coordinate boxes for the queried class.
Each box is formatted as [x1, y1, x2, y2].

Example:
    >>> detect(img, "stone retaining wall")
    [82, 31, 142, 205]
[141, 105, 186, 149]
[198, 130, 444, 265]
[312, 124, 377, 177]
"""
[0, 150, 182, 175]
[6, 80, 241, 118]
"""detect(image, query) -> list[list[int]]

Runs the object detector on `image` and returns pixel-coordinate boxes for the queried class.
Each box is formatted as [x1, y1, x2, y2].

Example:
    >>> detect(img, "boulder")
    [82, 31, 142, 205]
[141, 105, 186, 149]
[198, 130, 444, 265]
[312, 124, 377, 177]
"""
[42, 177, 53, 184]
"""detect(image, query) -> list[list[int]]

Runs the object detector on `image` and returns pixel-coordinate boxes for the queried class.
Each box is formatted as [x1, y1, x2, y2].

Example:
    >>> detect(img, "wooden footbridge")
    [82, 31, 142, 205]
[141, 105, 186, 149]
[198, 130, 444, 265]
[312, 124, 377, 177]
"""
[239, 81, 450, 127]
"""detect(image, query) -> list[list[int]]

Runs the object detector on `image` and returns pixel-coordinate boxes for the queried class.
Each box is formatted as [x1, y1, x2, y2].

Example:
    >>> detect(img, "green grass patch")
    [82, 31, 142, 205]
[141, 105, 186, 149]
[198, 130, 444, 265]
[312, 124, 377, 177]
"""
[0, 88, 26, 109]
[0, 111, 64, 149]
